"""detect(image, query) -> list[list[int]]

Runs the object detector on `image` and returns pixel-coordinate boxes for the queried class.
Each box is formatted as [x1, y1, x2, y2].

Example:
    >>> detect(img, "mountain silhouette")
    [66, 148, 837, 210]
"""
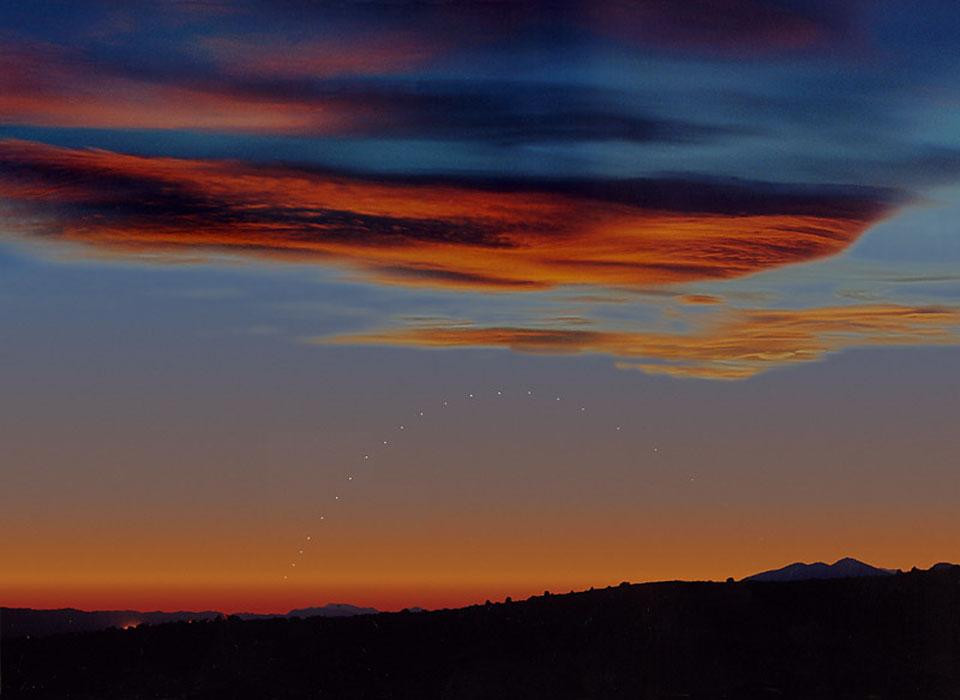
[742, 556, 896, 582]
[5, 564, 960, 699]
[0, 608, 221, 639]
[235, 603, 379, 620]
[2, 603, 379, 639]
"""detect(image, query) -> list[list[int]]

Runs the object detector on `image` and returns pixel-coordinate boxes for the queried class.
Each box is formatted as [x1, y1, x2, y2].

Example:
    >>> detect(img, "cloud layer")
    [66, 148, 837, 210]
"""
[320, 304, 960, 379]
[0, 34, 737, 144]
[0, 139, 900, 291]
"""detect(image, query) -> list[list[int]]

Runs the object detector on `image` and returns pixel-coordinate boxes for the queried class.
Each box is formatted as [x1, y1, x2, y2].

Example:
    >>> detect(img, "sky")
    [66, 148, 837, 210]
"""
[1, 0, 958, 613]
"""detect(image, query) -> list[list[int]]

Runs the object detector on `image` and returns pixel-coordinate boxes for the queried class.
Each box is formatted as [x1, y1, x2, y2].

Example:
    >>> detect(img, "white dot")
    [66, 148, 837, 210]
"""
[291, 563, 296, 567]
[497, 391, 502, 396]
[383, 440, 388, 445]
[556, 396, 561, 401]
[419, 411, 424, 416]
[347, 476, 353, 481]
[399, 425, 404, 430]
[468, 393, 474, 398]
[616, 426, 622, 431]
[580, 407, 585, 412]
[298, 550, 303, 555]
[306, 536, 312, 541]
[283, 575, 288, 580]
[527, 390, 532, 395]
[320, 516, 325, 520]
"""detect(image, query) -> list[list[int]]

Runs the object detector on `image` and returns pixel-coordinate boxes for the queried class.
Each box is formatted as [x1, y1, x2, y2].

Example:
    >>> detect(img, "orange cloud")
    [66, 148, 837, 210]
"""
[320, 305, 960, 379]
[681, 294, 723, 305]
[0, 34, 430, 133]
[200, 34, 438, 79]
[0, 140, 899, 292]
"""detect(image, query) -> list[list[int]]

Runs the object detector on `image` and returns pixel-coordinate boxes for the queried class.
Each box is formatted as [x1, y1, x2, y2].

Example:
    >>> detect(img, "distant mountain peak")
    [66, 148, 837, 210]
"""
[285, 603, 378, 618]
[743, 557, 896, 582]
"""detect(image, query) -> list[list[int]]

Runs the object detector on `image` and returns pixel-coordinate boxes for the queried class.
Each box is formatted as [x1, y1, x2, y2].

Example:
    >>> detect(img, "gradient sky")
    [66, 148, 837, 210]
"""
[1, 0, 959, 613]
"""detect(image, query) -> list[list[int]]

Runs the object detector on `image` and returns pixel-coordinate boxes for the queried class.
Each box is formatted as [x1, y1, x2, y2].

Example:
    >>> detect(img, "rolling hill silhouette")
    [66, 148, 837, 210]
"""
[4, 563, 959, 699]
[1, 603, 379, 639]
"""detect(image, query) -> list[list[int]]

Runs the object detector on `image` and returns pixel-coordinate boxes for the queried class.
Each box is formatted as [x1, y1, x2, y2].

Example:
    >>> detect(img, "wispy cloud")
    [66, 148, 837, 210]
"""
[0, 35, 368, 132]
[587, 0, 857, 55]
[0, 139, 901, 291]
[197, 33, 439, 80]
[318, 304, 960, 379]
[0, 35, 738, 144]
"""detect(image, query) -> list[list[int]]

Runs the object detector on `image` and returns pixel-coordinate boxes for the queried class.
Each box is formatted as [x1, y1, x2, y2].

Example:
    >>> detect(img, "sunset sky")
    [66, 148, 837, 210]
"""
[1, 0, 959, 613]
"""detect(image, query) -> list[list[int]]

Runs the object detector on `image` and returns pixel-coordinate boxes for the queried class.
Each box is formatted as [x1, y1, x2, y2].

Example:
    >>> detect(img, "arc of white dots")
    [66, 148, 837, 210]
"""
[283, 387, 658, 579]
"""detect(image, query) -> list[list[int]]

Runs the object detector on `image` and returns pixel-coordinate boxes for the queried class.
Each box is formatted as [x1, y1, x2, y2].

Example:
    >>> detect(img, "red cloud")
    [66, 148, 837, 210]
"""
[0, 33, 433, 133]
[321, 305, 960, 379]
[588, 0, 853, 54]
[199, 34, 438, 79]
[0, 139, 898, 291]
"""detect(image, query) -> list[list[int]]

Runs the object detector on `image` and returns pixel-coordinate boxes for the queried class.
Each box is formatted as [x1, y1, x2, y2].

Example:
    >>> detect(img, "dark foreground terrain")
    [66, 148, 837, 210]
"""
[1, 603, 379, 639]
[5, 566, 960, 699]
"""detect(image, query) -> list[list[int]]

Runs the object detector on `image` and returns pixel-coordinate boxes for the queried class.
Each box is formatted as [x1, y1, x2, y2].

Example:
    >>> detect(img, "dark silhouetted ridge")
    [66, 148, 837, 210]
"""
[235, 603, 379, 620]
[4, 564, 960, 699]
[742, 556, 896, 582]
[2, 603, 379, 639]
